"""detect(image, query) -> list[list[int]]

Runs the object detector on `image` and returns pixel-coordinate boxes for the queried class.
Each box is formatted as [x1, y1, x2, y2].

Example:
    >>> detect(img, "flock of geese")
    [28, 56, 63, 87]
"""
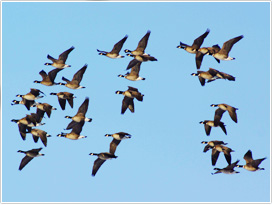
[11, 29, 266, 176]
[11, 30, 157, 176]
[176, 28, 266, 174]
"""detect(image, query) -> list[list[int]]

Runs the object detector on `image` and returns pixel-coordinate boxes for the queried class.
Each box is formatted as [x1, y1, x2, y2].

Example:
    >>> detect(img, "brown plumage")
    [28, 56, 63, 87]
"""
[237, 150, 266, 171]
[59, 64, 87, 89]
[212, 35, 243, 61]
[210, 103, 238, 126]
[124, 30, 151, 56]
[211, 144, 234, 166]
[50, 92, 76, 110]
[44, 46, 74, 69]
[199, 120, 227, 136]
[34, 68, 62, 86]
[97, 35, 128, 58]
[105, 132, 132, 154]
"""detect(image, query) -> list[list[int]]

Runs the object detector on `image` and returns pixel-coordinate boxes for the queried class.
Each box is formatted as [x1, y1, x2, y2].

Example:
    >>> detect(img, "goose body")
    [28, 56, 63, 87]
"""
[59, 64, 87, 89]
[97, 35, 128, 58]
[210, 103, 238, 126]
[65, 97, 92, 130]
[89, 152, 117, 176]
[237, 150, 266, 171]
[199, 120, 227, 136]
[212, 35, 243, 61]
[212, 160, 240, 175]
[17, 148, 44, 171]
[105, 132, 131, 154]
[44, 46, 74, 69]
[34, 68, 62, 86]
[124, 30, 151, 56]
[50, 92, 75, 110]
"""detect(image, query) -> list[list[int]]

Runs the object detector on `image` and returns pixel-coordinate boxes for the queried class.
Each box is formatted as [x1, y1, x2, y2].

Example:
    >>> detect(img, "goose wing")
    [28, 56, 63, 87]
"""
[92, 158, 106, 176]
[219, 35, 243, 54]
[135, 30, 151, 53]
[192, 28, 210, 49]
[58, 46, 75, 63]
[110, 35, 128, 54]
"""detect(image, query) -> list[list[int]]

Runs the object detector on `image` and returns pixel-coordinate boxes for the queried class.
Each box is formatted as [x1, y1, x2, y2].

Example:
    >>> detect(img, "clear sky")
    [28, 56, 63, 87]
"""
[2, 1, 270, 203]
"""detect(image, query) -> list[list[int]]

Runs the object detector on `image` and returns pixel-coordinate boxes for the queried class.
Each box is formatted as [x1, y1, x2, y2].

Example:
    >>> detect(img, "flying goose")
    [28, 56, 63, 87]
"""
[65, 97, 92, 130]
[212, 160, 240, 175]
[177, 29, 210, 54]
[17, 148, 44, 171]
[191, 68, 235, 86]
[89, 152, 118, 176]
[33, 102, 57, 118]
[118, 61, 145, 81]
[236, 150, 266, 171]
[124, 30, 151, 56]
[44, 46, 74, 69]
[177, 29, 210, 69]
[11, 98, 36, 110]
[59, 64, 87, 89]
[105, 132, 131, 154]
[50, 92, 76, 110]
[212, 35, 243, 61]
[116, 86, 144, 114]
[16, 88, 45, 101]
[57, 121, 86, 140]
[210, 103, 238, 126]
[199, 120, 227, 136]
[27, 128, 51, 147]
[34, 68, 62, 86]
[97, 35, 128, 58]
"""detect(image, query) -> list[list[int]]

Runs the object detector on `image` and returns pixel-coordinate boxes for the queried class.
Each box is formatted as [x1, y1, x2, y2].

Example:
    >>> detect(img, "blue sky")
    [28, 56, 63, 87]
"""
[2, 1, 270, 203]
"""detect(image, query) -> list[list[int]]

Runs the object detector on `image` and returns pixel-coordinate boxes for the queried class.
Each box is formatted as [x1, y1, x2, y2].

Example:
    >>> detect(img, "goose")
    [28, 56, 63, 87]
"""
[124, 30, 151, 56]
[211, 144, 234, 166]
[105, 132, 131, 154]
[50, 92, 76, 110]
[27, 128, 51, 147]
[33, 102, 57, 118]
[11, 98, 36, 110]
[212, 35, 243, 61]
[97, 35, 128, 58]
[201, 140, 228, 152]
[57, 121, 86, 140]
[116, 86, 144, 114]
[17, 148, 44, 171]
[210, 103, 238, 126]
[65, 97, 92, 130]
[177, 29, 210, 69]
[191, 68, 235, 86]
[177, 29, 210, 54]
[236, 150, 266, 171]
[89, 152, 117, 176]
[34, 68, 62, 86]
[118, 61, 145, 81]
[59, 64, 87, 89]
[116, 86, 144, 101]
[16, 88, 45, 101]
[212, 160, 240, 175]
[199, 120, 227, 136]
[44, 46, 74, 69]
